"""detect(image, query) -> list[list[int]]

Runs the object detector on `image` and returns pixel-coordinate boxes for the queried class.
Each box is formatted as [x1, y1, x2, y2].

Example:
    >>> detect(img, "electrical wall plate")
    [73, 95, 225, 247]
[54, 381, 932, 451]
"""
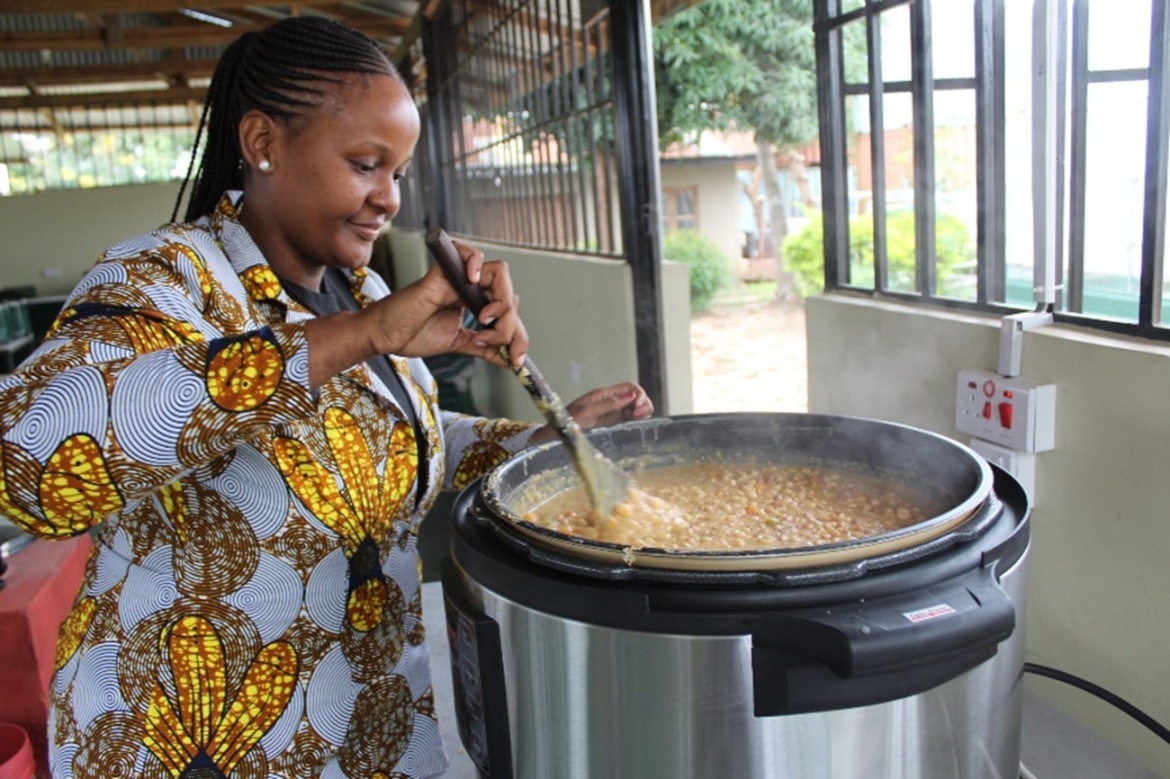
[968, 438, 1036, 500]
[956, 369, 1056, 452]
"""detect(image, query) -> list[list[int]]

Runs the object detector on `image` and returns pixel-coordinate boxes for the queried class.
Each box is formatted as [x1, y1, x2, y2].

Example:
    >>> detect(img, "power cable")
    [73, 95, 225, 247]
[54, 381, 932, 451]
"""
[1024, 662, 1170, 745]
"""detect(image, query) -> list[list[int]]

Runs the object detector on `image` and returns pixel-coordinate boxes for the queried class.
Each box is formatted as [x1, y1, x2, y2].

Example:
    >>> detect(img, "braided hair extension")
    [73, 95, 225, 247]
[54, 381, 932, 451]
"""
[173, 16, 401, 223]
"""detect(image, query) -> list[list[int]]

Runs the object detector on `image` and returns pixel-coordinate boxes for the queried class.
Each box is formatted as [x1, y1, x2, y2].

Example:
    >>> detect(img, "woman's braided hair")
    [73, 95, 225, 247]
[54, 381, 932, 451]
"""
[173, 15, 399, 222]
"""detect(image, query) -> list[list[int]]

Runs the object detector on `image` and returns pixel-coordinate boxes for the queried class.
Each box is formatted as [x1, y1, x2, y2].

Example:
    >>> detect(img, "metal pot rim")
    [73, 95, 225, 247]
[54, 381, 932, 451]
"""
[480, 413, 994, 572]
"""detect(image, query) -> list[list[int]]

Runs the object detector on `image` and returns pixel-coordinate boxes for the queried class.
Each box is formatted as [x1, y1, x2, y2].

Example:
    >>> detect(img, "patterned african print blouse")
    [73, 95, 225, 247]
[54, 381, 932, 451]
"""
[0, 192, 537, 779]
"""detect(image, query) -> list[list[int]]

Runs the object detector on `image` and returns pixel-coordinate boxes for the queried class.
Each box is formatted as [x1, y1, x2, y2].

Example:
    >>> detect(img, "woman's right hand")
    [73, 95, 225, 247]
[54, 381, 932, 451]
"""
[304, 242, 528, 390]
[369, 238, 528, 367]
[364, 253, 529, 368]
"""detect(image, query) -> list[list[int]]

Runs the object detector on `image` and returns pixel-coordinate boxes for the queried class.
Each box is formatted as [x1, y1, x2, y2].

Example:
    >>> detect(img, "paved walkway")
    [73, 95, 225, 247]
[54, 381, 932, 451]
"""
[689, 297, 808, 414]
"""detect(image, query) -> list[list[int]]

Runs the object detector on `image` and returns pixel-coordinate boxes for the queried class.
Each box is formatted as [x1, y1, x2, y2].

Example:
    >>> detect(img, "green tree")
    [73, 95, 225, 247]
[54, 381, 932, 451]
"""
[654, 0, 819, 298]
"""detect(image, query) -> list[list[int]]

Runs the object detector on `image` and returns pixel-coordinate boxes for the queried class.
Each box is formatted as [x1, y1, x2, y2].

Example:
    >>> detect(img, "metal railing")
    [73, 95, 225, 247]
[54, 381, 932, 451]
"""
[420, 0, 622, 257]
[0, 102, 196, 195]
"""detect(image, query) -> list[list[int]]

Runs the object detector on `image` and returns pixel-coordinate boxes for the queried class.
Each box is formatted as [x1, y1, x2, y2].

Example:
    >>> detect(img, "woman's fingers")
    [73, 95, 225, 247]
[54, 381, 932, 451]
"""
[565, 382, 654, 430]
[528, 382, 651, 444]
[468, 317, 528, 369]
[467, 259, 526, 367]
[362, 239, 524, 368]
[626, 384, 654, 420]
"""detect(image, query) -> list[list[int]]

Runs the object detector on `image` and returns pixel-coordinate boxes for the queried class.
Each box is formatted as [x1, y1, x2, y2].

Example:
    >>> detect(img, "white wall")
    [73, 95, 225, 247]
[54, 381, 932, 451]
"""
[659, 160, 741, 265]
[0, 182, 182, 296]
[807, 293, 1170, 778]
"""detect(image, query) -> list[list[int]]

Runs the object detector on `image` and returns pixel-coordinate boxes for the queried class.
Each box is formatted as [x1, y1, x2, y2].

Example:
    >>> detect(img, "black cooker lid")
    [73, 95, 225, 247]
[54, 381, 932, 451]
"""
[446, 466, 1031, 717]
[467, 485, 1005, 588]
[479, 413, 995, 576]
[450, 465, 1029, 614]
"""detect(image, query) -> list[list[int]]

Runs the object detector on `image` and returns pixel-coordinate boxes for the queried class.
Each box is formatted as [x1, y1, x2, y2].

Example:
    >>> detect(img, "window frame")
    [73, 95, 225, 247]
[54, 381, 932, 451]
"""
[663, 185, 699, 231]
[813, 0, 1170, 341]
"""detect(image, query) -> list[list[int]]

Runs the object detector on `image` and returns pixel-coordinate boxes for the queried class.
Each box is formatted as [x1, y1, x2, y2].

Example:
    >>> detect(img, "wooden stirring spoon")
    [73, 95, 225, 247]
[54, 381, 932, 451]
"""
[425, 227, 632, 522]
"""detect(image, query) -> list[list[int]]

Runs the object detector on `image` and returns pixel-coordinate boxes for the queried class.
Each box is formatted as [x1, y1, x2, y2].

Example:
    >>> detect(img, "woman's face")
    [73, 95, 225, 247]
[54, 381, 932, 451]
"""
[248, 73, 420, 286]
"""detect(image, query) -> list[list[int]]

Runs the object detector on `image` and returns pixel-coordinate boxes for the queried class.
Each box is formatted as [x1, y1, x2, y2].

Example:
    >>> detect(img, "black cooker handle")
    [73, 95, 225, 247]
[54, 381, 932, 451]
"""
[749, 563, 1016, 716]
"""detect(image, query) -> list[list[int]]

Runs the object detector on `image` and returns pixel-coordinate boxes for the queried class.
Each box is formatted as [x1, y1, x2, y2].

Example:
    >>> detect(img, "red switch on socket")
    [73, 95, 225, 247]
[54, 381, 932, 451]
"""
[998, 401, 1014, 429]
[982, 401, 993, 419]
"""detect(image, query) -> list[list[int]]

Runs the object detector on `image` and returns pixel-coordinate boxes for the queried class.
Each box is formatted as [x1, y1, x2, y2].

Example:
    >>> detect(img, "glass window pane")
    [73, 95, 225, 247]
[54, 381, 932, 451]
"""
[934, 90, 978, 301]
[1002, 0, 1035, 307]
[842, 18, 869, 86]
[932, 1, 975, 80]
[664, 188, 697, 231]
[1088, 0, 1150, 72]
[845, 94, 875, 289]
[882, 92, 916, 293]
[1079, 81, 1148, 322]
[880, 3, 912, 83]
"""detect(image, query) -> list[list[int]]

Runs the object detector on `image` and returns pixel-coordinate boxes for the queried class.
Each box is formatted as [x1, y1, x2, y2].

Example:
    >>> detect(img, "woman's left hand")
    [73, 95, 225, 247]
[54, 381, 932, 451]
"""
[530, 382, 653, 444]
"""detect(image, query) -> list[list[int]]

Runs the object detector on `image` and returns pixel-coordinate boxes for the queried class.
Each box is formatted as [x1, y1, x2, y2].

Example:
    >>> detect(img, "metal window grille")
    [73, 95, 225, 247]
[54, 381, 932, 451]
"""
[0, 102, 197, 196]
[395, 35, 432, 231]
[814, 0, 1170, 340]
[420, 0, 621, 257]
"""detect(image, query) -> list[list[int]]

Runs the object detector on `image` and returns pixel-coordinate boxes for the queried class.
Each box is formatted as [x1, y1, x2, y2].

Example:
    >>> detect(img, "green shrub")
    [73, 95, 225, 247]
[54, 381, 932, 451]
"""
[662, 229, 733, 312]
[783, 214, 832, 297]
[784, 210, 974, 297]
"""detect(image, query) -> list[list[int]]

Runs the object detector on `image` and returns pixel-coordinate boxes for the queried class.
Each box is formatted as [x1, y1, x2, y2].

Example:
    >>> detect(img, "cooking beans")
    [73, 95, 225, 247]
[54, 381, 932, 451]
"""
[523, 463, 941, 551]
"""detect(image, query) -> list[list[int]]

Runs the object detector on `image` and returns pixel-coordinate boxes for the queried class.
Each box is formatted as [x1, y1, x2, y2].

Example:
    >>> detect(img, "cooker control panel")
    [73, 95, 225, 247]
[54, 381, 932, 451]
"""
[955, 369, 1056, 452]
[440, 560, 513, 778]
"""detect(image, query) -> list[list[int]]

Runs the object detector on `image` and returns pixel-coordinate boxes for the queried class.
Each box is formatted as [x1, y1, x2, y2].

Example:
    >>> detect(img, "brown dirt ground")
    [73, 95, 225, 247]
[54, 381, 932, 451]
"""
[688, 297, 808, 414]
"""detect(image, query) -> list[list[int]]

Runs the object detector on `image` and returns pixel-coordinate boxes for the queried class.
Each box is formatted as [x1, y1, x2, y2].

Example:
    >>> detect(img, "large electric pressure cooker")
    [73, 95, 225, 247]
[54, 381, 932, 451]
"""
[441, 413, 1031, 779]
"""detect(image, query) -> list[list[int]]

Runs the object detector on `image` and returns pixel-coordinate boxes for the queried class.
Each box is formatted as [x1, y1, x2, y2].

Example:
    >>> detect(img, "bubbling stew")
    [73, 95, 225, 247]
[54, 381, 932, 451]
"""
[522, 462, 946, 551]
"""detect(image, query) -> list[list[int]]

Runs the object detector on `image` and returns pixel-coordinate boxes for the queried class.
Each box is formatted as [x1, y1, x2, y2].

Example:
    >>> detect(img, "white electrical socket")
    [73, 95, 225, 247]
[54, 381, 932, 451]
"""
[956, 369, 1056, 452]
[968, 438, 1036, 499]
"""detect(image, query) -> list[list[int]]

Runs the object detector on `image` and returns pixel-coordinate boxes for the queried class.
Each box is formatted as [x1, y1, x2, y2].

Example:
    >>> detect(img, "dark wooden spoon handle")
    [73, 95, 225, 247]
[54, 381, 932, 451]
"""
[423, 227, 629, 520]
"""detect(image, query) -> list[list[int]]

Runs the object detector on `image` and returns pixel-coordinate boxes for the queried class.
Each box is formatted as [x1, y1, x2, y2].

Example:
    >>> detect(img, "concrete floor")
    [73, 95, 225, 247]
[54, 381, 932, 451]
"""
[1020, 690, 1161, 778]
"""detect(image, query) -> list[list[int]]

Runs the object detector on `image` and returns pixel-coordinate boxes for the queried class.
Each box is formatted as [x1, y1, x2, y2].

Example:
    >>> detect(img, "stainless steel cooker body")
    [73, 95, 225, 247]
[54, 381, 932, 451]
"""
[441, 414, 1032, 779]
[445, 549, 1026, 779]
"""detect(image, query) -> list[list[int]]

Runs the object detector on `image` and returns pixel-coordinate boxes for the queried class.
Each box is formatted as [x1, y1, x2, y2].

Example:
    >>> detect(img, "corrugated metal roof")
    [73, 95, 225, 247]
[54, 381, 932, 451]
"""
[0, 0, 700, 125]
[0, 1, 424, 120]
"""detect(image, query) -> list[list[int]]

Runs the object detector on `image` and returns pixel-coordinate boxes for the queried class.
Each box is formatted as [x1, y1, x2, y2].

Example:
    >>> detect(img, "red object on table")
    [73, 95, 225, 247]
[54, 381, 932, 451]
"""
[0, 723, 35, 779]
[0, 534, 92, 779]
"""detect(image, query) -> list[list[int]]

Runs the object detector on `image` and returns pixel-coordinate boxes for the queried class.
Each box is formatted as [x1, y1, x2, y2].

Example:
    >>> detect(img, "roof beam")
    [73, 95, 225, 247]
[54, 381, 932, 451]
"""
[0, 86, 207, 110]
[1, 0, 281, 12]
[1, 23, 257, 52]
[649, 0, 705, 21]
[0, 17, 409, 52]
[0, 58, 220, 88]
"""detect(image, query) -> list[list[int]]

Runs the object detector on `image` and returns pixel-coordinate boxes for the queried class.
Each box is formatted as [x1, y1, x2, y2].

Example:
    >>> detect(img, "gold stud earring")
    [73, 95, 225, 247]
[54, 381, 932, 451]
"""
[258, 159, 271, 172]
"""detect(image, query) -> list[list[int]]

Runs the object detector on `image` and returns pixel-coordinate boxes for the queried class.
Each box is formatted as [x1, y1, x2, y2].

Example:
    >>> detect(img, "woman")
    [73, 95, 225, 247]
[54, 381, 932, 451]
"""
[0, 16, 650, 778]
